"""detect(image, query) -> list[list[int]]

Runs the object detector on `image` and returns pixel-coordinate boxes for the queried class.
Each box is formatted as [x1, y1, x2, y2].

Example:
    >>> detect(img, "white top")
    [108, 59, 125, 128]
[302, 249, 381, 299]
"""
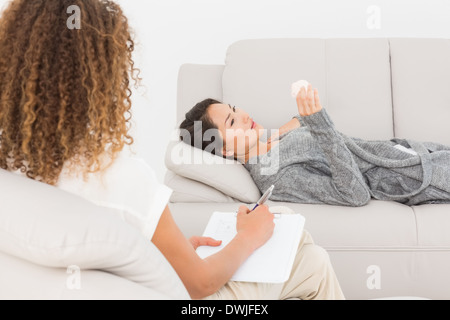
[13, 152, 172, 240]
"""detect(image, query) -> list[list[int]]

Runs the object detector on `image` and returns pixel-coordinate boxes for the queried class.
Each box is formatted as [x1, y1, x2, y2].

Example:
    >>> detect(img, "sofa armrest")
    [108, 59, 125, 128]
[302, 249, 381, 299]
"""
[0, 252, 174, 300]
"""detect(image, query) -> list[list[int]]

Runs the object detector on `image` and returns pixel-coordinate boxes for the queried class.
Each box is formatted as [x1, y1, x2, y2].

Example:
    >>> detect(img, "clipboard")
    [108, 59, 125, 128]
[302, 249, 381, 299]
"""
[196, 211, 305, 283]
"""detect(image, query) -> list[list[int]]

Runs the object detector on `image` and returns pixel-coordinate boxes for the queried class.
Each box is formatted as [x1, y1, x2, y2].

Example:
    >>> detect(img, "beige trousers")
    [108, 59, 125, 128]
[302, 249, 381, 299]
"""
[204, 230, 345, 300]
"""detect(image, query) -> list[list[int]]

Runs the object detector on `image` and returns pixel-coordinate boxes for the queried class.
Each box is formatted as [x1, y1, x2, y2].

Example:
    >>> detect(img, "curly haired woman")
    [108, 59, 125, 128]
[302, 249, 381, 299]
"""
[0, 0, 138, 185]
[0, 0, 344, 300]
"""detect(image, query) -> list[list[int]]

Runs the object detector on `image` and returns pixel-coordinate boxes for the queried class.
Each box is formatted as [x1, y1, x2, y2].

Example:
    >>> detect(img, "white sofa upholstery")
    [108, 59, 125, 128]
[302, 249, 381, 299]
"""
[166, 38, 450, 300]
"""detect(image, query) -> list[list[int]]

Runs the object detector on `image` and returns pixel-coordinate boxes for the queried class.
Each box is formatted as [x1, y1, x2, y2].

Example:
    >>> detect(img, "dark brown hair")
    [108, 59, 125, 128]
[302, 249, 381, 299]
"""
[179, 98, 224, 155]
[0, 0, 141, 185]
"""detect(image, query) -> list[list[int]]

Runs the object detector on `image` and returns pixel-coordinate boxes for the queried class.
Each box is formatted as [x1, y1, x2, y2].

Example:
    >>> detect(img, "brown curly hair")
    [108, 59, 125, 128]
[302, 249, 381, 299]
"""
[0, 0, 141, 185]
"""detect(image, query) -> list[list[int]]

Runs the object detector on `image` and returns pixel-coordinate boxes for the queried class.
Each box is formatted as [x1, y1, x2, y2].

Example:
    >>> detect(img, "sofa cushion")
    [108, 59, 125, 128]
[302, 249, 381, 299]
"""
[0, 169, 190, 300]
[165, 140, 261, 204]
[177, 64, 225, 124]
[222, 38, 394, 141]
[412, 204, 450, 247]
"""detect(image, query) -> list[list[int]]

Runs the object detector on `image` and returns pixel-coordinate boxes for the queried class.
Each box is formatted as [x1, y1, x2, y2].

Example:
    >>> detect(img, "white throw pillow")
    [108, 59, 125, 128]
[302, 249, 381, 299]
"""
[165, 141, 261, 204]
[0, 169, 189, 300]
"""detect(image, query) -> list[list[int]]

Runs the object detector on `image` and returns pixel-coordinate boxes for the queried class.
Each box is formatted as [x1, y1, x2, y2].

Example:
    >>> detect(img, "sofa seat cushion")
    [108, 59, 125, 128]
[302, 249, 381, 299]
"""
[412, 204, 450, 247]
[170, 200, 450, 250]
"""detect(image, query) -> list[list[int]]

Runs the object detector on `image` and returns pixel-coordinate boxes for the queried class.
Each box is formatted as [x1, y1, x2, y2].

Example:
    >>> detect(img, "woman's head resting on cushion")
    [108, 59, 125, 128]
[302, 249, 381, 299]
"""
[179, 98, 265, 161]
[0, 0, 140, 185]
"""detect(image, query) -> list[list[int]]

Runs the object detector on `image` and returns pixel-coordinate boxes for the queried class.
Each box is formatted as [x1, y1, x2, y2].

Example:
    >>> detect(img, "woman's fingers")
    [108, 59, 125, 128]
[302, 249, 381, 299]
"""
[295, 88, 305, 113]
[296, 85, 322, 116]
[296, 87, 308, 115]
[189, 236, 222, 250]
[307, 84, 314, 112]
[237, 205, 251, 216]
[314, 88, 323, 112]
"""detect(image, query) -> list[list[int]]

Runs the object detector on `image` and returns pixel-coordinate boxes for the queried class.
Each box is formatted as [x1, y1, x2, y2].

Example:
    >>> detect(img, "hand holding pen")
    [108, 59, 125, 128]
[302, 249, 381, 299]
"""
[236, 188, 276, 250]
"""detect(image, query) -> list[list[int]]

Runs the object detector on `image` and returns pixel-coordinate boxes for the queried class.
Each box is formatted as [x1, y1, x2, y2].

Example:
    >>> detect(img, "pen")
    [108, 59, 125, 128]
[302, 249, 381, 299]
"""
[252, 185, 275, 211]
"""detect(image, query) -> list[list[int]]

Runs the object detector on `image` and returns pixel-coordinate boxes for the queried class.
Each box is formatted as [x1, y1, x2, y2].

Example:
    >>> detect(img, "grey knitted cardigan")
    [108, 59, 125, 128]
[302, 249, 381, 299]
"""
[244, 109, 450, 207]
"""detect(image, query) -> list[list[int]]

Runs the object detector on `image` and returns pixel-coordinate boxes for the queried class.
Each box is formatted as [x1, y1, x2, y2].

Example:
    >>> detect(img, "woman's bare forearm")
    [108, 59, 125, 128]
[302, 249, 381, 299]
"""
[197, 232, 255, 298]
[152, 205, 273, 300]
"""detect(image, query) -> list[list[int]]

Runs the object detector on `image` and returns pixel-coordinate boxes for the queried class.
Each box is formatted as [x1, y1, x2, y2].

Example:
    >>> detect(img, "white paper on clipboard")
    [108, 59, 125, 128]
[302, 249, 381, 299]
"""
[196, 211, 305, 283]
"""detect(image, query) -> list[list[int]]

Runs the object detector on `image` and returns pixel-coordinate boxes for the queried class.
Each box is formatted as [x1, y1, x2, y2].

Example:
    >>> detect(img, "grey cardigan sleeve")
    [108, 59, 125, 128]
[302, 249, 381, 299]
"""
[294, 110, 371, 206]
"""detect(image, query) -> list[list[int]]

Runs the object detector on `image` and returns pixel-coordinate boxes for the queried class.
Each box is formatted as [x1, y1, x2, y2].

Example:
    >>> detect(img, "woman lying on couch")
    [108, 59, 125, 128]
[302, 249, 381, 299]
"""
[180, 85, 450, 207]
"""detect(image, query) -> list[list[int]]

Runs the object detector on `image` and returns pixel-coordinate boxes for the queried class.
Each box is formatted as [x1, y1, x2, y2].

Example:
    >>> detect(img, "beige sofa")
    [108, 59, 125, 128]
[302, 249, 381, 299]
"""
[165, 38, 450, 300]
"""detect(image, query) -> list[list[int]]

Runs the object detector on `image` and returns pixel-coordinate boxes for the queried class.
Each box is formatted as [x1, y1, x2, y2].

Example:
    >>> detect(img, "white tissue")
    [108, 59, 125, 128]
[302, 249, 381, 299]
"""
[291, 80, 310, 98]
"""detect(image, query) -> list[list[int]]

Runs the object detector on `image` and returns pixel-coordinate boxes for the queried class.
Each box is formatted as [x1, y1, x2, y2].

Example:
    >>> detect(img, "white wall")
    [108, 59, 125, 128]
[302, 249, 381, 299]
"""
[2, 0, 450, 181]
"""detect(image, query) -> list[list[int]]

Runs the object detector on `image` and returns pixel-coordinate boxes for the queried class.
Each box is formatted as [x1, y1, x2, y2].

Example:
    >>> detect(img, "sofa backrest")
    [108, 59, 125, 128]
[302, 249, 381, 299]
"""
[389, 38, 450, 146]
[177, 38, 450, 145]
[222, 38, 394, 141]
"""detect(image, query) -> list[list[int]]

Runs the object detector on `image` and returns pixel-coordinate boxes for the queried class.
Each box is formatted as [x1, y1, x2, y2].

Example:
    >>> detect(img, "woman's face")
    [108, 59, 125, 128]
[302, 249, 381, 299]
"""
[207, 103, 264, 157]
